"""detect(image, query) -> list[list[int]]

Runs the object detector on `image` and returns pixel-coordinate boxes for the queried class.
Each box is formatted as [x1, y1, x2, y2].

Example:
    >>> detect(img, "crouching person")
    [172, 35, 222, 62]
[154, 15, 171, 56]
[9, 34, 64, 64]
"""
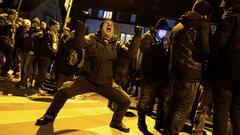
[35, 19, 131, 133]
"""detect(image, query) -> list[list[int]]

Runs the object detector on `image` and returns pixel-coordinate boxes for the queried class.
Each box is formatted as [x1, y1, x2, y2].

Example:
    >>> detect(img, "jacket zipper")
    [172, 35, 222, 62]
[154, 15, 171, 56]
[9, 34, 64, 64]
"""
[94, 42, 105, 82]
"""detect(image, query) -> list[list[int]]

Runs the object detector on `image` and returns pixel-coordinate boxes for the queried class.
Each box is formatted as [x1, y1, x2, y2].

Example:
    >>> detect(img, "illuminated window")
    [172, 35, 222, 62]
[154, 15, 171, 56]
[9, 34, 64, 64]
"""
[103, 11, 113, 19]
[130, 14, 136, 23]
[98, 10, 112, 19]
[88, 8, 92, 16]
[98, 10, 104, 18]
[120, 33, 134, 43]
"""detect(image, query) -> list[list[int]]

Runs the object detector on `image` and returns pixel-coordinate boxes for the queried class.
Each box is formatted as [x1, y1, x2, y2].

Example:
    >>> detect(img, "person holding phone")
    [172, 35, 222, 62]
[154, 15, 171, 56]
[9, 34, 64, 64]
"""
[137, 18, 170, 135]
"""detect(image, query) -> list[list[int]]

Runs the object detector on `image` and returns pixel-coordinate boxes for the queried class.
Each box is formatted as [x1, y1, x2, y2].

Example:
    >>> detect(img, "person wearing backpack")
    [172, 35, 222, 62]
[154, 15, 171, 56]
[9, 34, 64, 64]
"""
[166, 0, 210, 134]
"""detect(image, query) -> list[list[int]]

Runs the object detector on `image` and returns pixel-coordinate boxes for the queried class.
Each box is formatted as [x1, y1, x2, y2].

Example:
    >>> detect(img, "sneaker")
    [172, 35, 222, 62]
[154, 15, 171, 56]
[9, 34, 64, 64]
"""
[38, 89, 47, 96]
[19, 84, 27, 90]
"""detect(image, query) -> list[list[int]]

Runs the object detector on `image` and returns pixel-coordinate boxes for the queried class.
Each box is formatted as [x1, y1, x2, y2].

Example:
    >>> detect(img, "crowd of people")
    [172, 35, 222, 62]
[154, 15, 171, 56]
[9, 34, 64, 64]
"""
[1, 0, 240, 134]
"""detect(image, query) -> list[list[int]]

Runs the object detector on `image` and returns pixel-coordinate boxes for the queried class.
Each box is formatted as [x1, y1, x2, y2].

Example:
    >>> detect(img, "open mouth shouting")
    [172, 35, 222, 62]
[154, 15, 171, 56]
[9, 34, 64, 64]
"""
[101, 20, 114, 39]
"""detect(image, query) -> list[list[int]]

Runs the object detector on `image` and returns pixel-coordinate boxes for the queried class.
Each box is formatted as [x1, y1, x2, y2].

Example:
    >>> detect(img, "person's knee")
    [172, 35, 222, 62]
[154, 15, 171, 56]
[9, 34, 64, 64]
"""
[54, 89, 70, 100]
[122, 96, 131, 106]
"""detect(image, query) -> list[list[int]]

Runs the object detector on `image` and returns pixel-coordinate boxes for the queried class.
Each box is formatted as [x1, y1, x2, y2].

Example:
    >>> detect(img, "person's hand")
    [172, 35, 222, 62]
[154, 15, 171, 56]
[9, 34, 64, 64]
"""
[29, 51, 34, 55]
[12, 23, 19, 29]
[163, 42, 169, 49]
[163, 37, 169, 49]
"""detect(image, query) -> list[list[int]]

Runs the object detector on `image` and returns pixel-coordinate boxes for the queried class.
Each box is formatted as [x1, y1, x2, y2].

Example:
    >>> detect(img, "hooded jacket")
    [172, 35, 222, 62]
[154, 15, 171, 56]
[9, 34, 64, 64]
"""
[170, 11, 209, 80]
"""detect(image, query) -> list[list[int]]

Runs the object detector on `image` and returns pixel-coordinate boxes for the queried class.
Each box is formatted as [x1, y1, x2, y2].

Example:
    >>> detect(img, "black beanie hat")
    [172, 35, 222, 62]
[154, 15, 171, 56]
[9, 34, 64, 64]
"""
[155, 18, 169, 30]
[192, 0, 211, 16]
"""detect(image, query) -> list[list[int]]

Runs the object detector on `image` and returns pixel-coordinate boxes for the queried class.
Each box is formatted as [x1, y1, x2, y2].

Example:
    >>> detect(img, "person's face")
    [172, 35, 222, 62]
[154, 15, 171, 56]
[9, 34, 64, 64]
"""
[63, 29, 70, 36]
[41, 22, 47, 30]
[31, 22, 38, 29]
[101, 20, 114, 39]
[9, 13, 18, 22]
[51, 24, 60, 33]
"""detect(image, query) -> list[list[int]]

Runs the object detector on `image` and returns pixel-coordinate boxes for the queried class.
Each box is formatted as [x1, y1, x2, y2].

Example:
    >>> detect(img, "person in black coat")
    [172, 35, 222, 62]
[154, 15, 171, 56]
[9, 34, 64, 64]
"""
[55, 27, 82, 90]
[137, 18, 170, 135]
[35, 19, 131, 133]
[20, 18, 43, 89]
[212, 0, 240, 134]
[34, 19, 60, 95]
[166, 0, 210, 134]
[0, 9, 18, 76]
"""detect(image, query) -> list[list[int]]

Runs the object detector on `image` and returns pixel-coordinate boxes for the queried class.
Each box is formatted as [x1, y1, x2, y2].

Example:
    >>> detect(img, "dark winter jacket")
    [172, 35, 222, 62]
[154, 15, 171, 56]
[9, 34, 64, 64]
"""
[56, 35, 82, 75]
[128, 35, 141, 71]
[140, 31, 169, 79]
[22, 28, 42, 53]
[37, 29, 58, 58]
[81, 31, 127, 85]
[213, 6, 240, 81]
[0, 16, 14, 48]
[170, 11, 209, 80]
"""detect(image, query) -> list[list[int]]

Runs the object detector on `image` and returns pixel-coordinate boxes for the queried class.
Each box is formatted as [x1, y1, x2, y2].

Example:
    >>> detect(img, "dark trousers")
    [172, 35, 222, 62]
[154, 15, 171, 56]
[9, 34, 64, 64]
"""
[138, 76, 170, 129]
[21, 53, 35, 87]
[0, 38, 13, 75]
[166, 80, 199, 135]
[45, 75, 131, 124]
[35, 56, 52, 89]
[191, 81, 213, 135]
[55, 73, 74, 89]
[213, 79, 240, 135]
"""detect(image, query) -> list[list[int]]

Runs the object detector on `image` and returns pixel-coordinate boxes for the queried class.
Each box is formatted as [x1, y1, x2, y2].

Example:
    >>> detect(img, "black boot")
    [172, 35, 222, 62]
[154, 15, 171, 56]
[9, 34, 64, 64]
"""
[154, 117, 165, 133]
[138, 113, 153, 135]
[110, 121, 130, 133]
[35, 114, 55, 125]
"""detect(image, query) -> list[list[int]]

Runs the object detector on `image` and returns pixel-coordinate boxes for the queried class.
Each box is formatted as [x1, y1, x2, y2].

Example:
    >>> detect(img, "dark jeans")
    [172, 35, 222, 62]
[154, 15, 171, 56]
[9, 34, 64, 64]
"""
[35, 56, 52, 89]
[191, 81, 213, 135]
[138, 76, 170, 129]
[45, 75, 131, 124]
[55, 73, 74, 89]
[21, 53, 35, 87]
[166, 80, 199, 135]
[0, 38, 13, 75]
[213, 79, 240, 135]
